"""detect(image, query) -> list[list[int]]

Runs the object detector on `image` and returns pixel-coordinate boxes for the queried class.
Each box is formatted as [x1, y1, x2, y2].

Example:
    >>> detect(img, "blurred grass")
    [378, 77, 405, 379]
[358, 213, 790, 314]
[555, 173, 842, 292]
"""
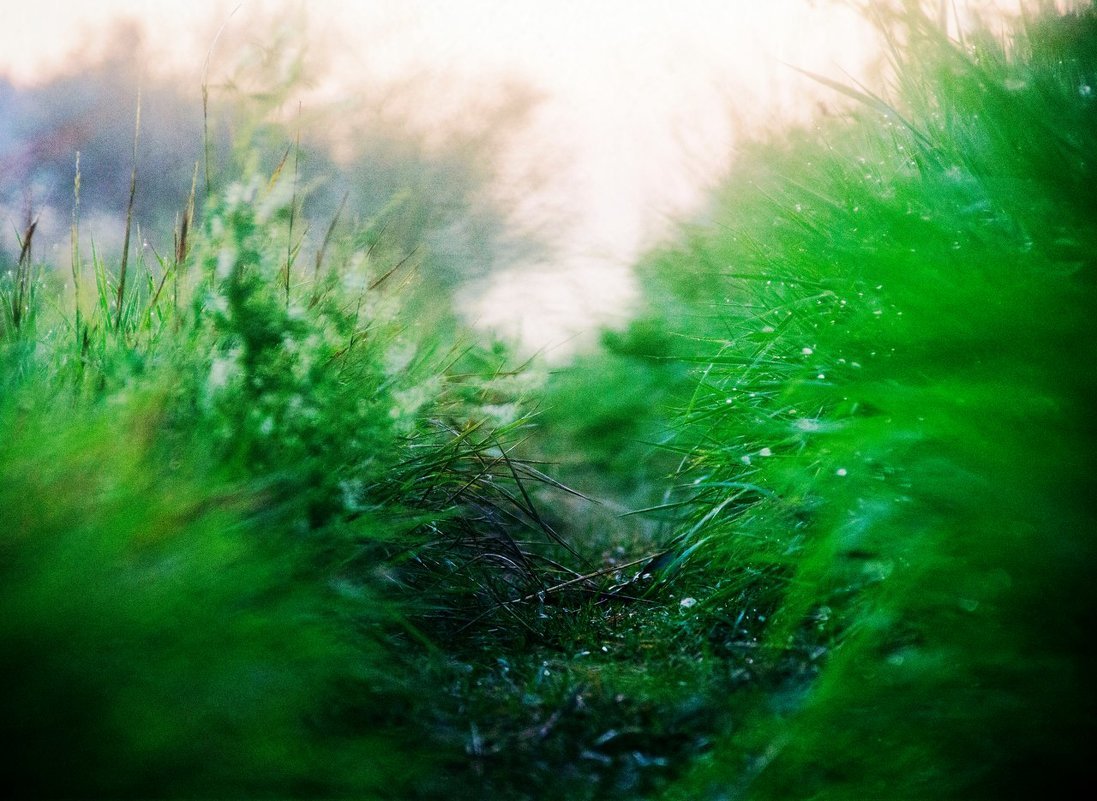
[0, 153, 580, 797]
[0, 395, 418, 797]
[3, 2, 1095, 799]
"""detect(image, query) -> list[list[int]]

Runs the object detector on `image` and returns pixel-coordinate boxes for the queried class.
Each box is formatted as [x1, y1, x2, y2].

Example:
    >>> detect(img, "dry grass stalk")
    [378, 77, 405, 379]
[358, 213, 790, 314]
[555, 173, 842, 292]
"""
[115, 91, 141, 330]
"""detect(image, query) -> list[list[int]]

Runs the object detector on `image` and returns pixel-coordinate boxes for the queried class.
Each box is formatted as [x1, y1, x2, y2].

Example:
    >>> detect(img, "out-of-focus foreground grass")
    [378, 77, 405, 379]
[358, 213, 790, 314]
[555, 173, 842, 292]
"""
[0, 160, 562, 797]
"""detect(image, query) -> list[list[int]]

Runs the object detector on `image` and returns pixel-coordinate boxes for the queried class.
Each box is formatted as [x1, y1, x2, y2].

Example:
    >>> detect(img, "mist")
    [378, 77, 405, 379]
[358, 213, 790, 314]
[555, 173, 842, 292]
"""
[1, 0, 1040, 355]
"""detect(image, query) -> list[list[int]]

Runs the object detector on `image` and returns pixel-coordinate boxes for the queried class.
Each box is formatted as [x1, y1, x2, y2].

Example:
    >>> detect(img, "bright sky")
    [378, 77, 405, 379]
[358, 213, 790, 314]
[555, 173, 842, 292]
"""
[0, 0, 1040, 356]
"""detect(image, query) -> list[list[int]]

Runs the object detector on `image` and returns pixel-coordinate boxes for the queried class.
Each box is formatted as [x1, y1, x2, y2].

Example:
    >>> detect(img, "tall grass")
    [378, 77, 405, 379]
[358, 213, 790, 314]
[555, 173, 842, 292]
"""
[4, 2, 1095, 798]
[0, 150, 574, 797]
[650, 3, 1096, 798]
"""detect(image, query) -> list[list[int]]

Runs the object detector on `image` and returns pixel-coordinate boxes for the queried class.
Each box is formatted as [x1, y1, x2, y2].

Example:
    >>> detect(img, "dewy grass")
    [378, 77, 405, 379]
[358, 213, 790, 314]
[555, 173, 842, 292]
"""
[648, 3, 1097, 799]
[3, 3, 1095, 799]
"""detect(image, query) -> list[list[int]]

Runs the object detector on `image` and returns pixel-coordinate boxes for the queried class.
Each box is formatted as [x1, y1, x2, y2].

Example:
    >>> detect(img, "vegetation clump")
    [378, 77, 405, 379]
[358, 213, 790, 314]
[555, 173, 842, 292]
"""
[641, 4, 1097, 798]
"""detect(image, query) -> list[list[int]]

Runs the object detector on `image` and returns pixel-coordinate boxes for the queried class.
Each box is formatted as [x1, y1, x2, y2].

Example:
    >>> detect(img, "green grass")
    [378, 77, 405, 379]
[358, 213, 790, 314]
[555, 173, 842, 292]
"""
[642, 4, 1097, 798]
[2, 2, 1095, 799]
[0, 158, 595, 797]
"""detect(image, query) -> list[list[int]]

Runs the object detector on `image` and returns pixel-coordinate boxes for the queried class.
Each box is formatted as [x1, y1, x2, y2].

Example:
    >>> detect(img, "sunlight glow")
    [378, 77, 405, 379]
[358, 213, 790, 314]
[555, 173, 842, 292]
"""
[0, 0, 1052, 354]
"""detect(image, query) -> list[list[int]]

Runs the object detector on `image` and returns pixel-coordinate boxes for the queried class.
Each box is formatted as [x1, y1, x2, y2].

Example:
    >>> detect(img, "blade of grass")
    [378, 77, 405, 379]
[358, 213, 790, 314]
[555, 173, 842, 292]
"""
[115, 89, 141, 331]
[71, 151, 82, 345]
[284, 105, 302, 308]
[311, 190, 349, 303]
[202, 5, 240, 198]
[13, 213, 38, 332]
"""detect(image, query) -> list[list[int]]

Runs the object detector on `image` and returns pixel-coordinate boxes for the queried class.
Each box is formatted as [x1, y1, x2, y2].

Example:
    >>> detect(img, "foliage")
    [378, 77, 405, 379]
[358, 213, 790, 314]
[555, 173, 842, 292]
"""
[3, 3, 1095, 799]
[0, 161, 566, 798]
[652, 3, 1097, 798]
[536, 319, 687, 502]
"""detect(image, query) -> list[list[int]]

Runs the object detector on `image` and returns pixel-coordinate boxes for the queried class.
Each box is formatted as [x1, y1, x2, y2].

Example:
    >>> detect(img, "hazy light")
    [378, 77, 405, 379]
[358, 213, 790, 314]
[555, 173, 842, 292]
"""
[0, 0, 1043, 356]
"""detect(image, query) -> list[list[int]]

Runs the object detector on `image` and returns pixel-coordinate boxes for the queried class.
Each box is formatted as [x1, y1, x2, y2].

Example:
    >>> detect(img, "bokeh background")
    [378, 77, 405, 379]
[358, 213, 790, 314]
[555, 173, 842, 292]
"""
[1, 0, 903, 356]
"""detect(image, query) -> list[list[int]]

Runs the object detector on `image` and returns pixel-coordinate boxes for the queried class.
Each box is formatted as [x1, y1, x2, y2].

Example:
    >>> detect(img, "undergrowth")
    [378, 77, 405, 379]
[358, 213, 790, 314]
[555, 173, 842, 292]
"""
[0, 157, 589, 797]
[643, 3, 1097, 798]
[2, 2, 1094, 800]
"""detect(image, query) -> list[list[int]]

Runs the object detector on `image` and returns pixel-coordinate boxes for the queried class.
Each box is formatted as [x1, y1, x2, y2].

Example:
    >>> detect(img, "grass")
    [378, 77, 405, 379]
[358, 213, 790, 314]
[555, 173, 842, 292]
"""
[639, 3, 1097, 798]
[2, 1, 1095, 799]
[0, 154, 599, 797]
